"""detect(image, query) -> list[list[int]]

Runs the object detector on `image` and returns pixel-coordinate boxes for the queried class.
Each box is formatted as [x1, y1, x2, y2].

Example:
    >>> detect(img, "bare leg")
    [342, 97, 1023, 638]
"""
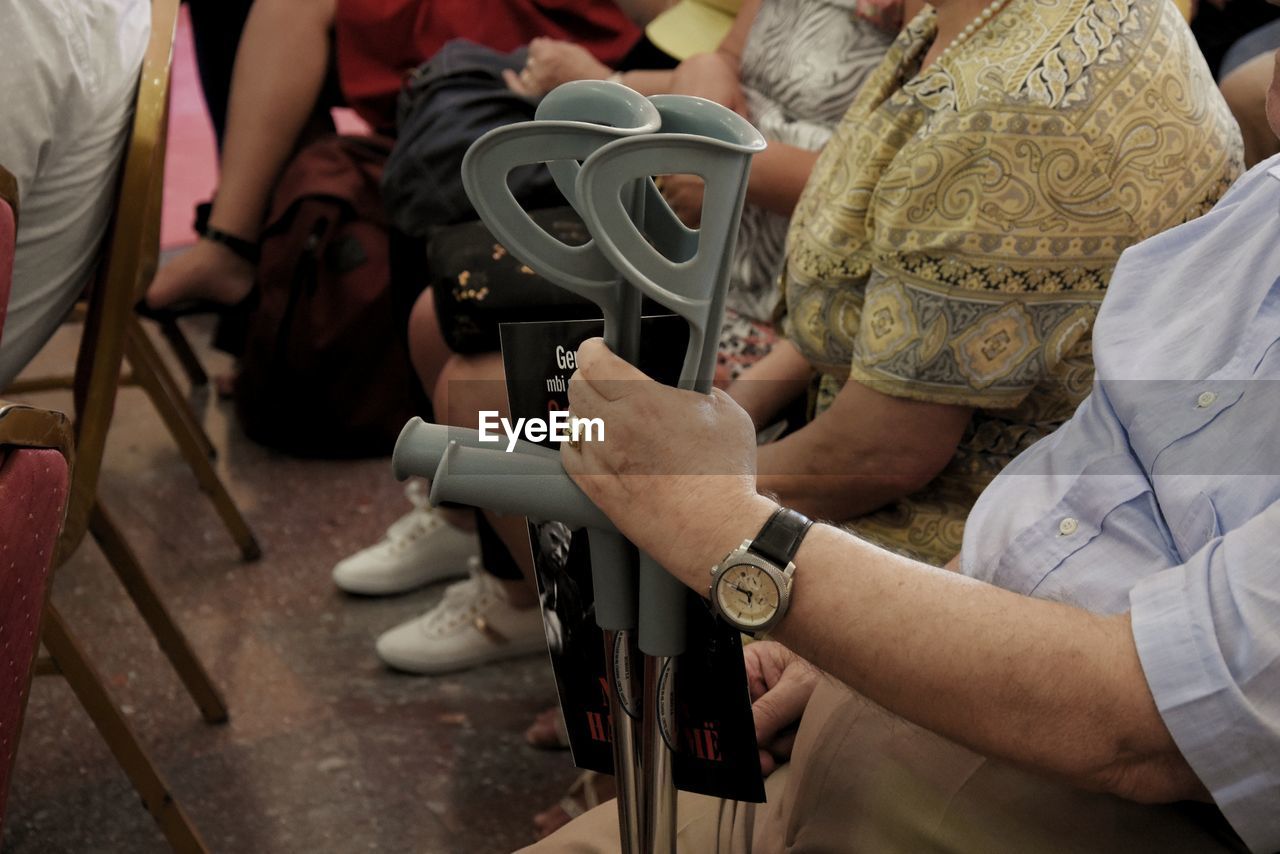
[144, 0, 338, 310]
[432, 351, 539, 609]
[403, 288, 479, 533]
[1221, 51, 1280, 169]
[407, 288, 458, 410]
[484, 513, 541, 609]
[407, 291, 536, 603]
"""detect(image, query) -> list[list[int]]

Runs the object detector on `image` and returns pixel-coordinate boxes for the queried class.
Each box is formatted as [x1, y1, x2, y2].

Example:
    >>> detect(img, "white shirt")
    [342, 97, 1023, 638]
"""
[0, 0, 150, 387]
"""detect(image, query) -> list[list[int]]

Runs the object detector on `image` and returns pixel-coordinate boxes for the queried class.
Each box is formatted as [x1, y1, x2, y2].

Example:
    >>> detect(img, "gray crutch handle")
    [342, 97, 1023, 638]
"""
[535, 81, 660, 217]
[395, 419, 638, 629]
[427, 442, 639, 628]
[462, 124, 630, 289]
[427, 442, 615, 532]
[576, 97, 765, 391]
[392, 417, 557, 483]
[462, 82, 659, 351]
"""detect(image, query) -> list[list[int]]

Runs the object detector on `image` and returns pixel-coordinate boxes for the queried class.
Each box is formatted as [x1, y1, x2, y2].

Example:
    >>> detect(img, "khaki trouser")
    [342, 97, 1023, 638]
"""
[522, 681, 1244, 853]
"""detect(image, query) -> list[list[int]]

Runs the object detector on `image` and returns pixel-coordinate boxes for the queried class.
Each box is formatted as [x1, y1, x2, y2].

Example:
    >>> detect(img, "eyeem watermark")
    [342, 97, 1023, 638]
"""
[477, 410, 604, 452]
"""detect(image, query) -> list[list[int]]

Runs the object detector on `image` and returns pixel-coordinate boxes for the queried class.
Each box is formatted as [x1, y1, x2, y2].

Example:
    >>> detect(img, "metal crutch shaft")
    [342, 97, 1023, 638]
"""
[461, 83, 659, 853]
[576, 98, 767, 854]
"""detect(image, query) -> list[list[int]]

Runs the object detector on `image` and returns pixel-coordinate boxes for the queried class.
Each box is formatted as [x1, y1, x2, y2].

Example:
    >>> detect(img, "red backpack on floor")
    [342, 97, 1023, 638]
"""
[234, 134, 424, 458]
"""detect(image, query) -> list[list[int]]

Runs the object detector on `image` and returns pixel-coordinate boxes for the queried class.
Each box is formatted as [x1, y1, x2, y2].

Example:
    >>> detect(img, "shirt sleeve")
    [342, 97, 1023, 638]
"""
[1129, 500, 1280, 853]
[847, 265, 1101, 409]
[844, 110, 1126, 409]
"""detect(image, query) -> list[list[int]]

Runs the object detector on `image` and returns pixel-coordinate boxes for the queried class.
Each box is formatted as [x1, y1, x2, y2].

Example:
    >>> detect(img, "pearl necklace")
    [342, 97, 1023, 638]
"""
[931, 0, 1013, 66]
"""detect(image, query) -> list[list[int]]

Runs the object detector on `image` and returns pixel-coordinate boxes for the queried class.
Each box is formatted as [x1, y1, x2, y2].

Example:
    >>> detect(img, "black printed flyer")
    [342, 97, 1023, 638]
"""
[499, 316, 766, 803]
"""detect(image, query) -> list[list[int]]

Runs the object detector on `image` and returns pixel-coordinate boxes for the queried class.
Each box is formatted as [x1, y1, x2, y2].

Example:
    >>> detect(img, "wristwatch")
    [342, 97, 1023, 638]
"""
[709, 507, 812, 637]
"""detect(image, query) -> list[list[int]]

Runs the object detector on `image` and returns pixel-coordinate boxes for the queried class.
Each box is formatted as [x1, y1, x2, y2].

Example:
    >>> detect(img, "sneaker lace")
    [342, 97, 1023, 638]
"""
[421, 558, 501, 635]
[383, 481, 443, 555]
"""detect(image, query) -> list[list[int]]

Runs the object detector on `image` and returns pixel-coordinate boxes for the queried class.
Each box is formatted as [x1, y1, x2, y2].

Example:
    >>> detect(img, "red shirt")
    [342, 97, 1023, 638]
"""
[335, 0, 641, 131]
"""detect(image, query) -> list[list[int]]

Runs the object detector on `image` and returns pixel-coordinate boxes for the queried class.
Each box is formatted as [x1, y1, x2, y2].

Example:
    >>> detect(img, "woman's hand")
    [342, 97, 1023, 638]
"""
[669, 51, 749, 117]
[504, 37, 612, 99]
[561, 338, 775, 583]
[657, 173, 705, 227]
[744, 640, 820, 775]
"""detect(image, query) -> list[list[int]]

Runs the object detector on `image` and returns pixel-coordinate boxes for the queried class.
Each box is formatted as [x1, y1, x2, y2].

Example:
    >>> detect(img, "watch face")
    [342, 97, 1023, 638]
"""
[715, 562, 781, 629]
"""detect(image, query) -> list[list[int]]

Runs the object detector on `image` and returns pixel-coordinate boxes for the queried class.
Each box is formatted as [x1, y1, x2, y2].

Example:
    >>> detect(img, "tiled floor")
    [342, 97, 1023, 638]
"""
[2, 318, 579, 853]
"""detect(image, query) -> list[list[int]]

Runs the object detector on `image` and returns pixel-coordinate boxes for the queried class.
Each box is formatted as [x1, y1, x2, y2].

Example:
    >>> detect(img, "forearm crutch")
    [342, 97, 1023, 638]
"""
[398, 85, 763, 854]
[393, 427, 651, 842]
[576, 97, 765, 853]
[458, 80, 662, 854]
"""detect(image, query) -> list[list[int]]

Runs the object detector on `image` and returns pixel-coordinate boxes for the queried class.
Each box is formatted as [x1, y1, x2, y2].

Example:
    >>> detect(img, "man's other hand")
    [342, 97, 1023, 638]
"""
[745, 640, 819, 775]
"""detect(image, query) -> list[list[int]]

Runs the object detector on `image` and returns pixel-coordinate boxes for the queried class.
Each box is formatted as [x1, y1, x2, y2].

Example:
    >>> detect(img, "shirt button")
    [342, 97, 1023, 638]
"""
[1058, 517, 1078, 536]
[1196, 391, 1217, 409]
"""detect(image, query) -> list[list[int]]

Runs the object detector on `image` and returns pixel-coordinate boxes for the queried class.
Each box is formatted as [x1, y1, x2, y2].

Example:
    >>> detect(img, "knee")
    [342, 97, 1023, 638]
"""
[1220, 59, 1267, 119]
[408, 288, 448, 387]
[434, 354, 509, 429]
[1220, 53, 1280, 166]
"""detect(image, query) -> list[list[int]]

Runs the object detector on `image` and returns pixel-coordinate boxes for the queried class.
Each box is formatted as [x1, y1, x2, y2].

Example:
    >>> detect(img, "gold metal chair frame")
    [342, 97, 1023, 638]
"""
[3, 1, 235, 847]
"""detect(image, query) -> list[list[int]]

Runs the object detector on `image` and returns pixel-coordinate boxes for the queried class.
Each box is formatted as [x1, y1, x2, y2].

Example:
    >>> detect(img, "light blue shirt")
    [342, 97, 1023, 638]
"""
[960, 155, 1280, 853]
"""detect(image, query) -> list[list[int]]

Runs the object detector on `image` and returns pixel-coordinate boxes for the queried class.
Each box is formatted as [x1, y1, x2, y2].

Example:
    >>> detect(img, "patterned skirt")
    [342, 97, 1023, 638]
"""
[714, 308, 780, 388]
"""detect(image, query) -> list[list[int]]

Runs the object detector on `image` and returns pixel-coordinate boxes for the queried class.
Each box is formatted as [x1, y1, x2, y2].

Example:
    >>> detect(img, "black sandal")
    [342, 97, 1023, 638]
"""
[135, 202, 260, 322]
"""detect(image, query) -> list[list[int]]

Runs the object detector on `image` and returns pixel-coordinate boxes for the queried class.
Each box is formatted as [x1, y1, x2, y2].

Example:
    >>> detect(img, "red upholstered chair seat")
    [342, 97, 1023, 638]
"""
[0, 447, 69, 825]
[0, 188, 12, 343]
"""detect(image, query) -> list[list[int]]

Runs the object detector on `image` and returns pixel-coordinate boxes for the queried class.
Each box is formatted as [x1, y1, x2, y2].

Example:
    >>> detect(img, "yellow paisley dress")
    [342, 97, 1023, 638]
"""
[780, 0, 1242, 564]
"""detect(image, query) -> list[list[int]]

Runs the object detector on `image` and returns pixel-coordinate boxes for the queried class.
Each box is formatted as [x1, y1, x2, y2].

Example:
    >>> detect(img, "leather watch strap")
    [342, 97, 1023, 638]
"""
[750, 507, 813, 566]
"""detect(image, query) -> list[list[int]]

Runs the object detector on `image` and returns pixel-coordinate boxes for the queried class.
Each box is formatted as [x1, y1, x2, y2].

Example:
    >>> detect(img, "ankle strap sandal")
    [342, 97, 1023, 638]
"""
[194, 201, 260, 264]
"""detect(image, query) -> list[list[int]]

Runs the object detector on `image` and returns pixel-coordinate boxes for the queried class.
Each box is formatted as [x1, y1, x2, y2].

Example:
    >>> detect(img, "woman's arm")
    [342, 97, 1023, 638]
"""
[715, 0, 762, 63]
[510, 0, 763, 101]
[504, 40, 677, 97]
[657, 0, 762, 114]
[727, 338, 815, 428]
[755, 373, 971, 521]
[744, 143, 822, 217]
[613, 69, 677, 96]
[627, 0, 762, 103]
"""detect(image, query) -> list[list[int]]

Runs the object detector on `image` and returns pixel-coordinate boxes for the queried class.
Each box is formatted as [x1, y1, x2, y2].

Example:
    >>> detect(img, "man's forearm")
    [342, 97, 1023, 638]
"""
[559, 338, 1201, 803]
[680, 495, 1205, 804]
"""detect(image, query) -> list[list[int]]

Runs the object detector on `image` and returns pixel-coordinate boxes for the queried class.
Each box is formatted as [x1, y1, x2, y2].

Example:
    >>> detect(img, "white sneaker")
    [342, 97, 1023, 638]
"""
[375, 558, 547, 674]
[332, 482, 478, 596]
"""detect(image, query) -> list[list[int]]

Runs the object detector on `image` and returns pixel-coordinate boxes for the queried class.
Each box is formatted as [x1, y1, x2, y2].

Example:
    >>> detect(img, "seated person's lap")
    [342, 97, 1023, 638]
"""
[530, 681, 1245, 853]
